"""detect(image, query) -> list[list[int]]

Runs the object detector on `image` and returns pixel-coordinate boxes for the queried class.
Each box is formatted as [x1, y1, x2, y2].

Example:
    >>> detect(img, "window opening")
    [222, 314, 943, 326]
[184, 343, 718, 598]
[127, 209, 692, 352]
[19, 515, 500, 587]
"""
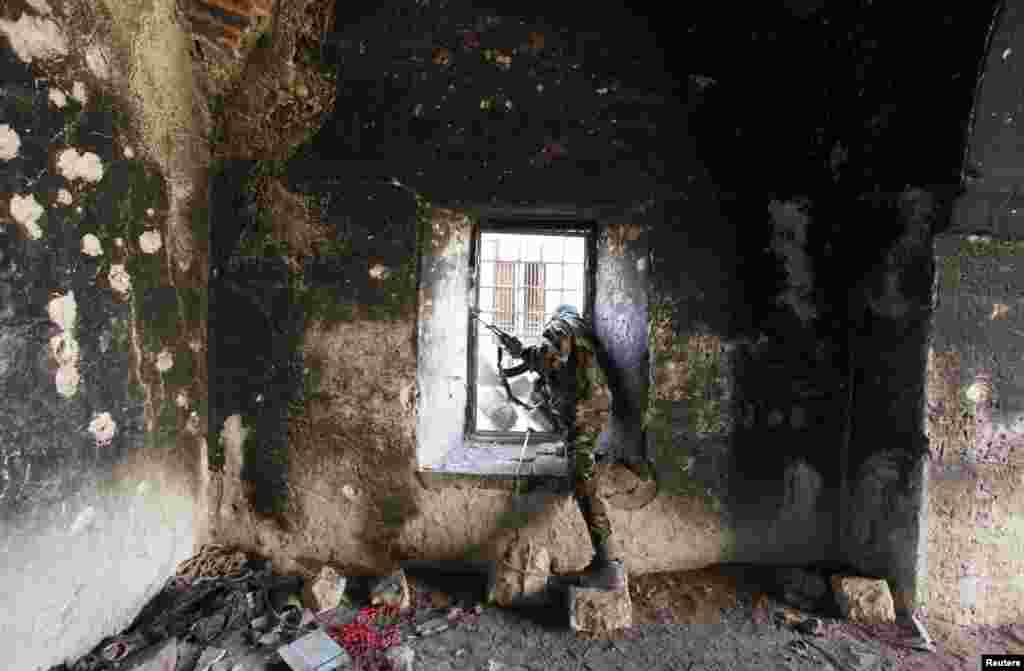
[472, 230, 589, 438]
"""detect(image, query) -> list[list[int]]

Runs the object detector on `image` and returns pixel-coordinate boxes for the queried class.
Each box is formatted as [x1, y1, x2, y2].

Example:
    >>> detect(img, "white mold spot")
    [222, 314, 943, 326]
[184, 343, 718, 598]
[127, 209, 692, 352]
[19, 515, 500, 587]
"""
[0, 124, 21, 161]
[186, 411, 201, 435]
[155, 348, 174, 372]
[108, 264, 132, 296]
[47, 291, 77, 332]
[81, 233, 103, 256]
[49, 332, 80, 366]
[10, 193, 45, 239]
[47, 293, 80, 397]
[57, 148, 104, 183]
[57, 188, 72, 205]
[88, 412, 117, 447]
[55, 363, 80, 397]
[139, 229, 162, 254]
[48, 88, 67, 108]
[0, 14, 68, 63]
[71, 81, 87, 104]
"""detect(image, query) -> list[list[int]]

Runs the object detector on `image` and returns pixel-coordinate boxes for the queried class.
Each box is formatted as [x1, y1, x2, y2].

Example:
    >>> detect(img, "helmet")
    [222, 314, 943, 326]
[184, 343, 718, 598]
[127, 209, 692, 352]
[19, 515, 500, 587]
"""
[552, 304, 579, 318]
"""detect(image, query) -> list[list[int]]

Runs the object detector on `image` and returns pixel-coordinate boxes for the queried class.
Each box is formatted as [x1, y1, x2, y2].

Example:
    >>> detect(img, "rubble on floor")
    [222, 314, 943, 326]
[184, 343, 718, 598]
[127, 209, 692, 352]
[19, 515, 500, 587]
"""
[568, 572, 633, 634]
[50, 552, 946, 671]
[49, 550, 486, 671]
[493, 541, 550, 607]
[309, 566, 348, 613]
[831, 575, 897, 624]
[775, 566, 829, 612]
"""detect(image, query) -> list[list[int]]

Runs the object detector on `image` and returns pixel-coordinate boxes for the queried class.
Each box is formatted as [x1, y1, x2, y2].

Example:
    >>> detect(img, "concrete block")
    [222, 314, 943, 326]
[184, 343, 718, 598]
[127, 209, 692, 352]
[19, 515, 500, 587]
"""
[310, 566, 348, 612]
[568, 573, 632, 634]
[831, 575, 896, 624]
[494, 543, 549, 607]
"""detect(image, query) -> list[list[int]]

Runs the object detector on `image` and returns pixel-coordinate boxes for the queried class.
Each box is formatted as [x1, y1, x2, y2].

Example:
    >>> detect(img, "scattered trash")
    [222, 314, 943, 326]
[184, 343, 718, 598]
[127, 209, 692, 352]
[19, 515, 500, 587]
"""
[794, 617, 823, 636]
[101, 641, 128, 661]
[385, 644, 415, 671]
[257, 629, 282, 647]
[195, 647, 227, 671]
[131, 637, 178, 671]
[414, 616, 449, 637]
[278, 630, 349, 671]
[488, 661, 529, 671]
[246, 591, 264, 617]
[370, 570, 410, 610]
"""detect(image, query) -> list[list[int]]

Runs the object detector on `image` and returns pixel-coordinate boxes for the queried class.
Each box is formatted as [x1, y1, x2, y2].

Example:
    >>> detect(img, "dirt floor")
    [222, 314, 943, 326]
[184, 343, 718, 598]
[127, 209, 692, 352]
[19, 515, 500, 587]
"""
[621, 565, 1024, 671]
[52, 541, 1023, 671]
[320, 560, 1023, 670]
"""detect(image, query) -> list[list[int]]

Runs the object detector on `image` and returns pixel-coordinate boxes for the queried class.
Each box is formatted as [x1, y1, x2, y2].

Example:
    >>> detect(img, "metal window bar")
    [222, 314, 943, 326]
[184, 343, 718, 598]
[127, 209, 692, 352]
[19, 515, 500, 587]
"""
[472, 230, 590, 442]
[477, 234, 584, 345]
[478, 263, 585, 340]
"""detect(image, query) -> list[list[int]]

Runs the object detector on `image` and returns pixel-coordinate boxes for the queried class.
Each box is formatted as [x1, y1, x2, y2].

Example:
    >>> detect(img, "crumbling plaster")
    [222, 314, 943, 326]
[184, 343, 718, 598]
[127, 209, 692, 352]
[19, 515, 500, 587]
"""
[0, 1, 208, 668]
[926, 233, 1024, 628]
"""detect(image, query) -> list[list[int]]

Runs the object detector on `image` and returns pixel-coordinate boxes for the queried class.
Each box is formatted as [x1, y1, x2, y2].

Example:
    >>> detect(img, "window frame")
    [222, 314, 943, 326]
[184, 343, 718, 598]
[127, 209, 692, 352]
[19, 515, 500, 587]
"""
[466, 218, 597, 445]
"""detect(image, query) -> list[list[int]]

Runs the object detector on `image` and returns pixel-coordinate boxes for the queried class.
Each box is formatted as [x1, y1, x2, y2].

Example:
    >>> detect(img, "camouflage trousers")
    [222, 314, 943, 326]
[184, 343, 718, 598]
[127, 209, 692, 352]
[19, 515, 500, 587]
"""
[569, 432, 615, 561]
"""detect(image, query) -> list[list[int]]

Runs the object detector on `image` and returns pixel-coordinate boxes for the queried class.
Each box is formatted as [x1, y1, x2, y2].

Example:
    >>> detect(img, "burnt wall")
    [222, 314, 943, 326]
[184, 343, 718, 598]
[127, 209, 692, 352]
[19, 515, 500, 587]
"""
[0, 2, 209, 669]
[593, 209, 651, 467]
[923, 0, 1024, 629]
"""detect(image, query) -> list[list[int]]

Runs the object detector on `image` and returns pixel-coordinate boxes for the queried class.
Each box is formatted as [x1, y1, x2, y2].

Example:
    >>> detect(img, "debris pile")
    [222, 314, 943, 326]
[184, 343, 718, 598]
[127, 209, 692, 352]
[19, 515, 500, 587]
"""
[50, 548, 485, 671]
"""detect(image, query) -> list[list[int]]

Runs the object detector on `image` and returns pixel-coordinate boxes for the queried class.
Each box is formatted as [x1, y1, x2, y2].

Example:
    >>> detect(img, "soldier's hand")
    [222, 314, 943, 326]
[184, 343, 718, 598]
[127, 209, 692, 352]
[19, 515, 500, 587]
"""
[500, 334, 524, 359]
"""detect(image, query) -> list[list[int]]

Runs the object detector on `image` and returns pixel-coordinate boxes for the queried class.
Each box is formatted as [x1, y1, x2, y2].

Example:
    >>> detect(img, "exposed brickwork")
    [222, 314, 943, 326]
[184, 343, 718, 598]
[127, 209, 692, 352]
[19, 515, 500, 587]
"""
[186, 0, 275, 55]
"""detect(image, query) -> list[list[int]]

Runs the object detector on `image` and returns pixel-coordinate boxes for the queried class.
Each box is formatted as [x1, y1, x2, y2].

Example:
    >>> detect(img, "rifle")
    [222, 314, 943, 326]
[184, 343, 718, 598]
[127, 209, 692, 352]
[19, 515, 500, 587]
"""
[470, 309, 524, 358]
[470, 309, 538, 411]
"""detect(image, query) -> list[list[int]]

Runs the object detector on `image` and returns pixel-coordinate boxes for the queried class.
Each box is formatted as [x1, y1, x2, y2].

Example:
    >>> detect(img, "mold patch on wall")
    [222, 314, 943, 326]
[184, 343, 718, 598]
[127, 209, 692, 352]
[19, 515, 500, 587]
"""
[645, 294, 733, 558]
[927, 223, 1024, 628]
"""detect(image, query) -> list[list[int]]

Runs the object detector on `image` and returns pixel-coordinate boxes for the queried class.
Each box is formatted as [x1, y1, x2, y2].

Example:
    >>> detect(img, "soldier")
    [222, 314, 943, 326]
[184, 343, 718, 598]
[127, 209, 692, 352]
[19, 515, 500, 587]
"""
[477, 305, 627, 591]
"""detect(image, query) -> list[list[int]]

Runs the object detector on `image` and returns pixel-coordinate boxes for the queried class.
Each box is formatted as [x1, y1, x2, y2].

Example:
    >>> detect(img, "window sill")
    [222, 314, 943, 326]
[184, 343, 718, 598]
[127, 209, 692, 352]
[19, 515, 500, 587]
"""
[417, 440, 570, 490]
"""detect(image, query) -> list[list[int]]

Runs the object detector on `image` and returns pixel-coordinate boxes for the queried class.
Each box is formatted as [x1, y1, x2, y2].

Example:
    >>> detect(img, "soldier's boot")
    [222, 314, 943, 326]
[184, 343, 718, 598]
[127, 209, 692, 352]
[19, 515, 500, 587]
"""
[546, 539, 626, 593]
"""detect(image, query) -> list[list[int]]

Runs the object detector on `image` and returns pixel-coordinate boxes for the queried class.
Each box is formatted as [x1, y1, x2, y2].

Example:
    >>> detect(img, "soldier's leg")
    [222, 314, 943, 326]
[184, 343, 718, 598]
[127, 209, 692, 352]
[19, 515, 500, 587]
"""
[572, 434, 615, 563]
[564, 434, 624, 590]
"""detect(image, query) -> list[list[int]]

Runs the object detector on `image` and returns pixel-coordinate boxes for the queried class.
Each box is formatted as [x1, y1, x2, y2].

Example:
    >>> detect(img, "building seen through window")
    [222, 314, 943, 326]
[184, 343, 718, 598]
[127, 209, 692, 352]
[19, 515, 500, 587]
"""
[473, 231, 588, 436]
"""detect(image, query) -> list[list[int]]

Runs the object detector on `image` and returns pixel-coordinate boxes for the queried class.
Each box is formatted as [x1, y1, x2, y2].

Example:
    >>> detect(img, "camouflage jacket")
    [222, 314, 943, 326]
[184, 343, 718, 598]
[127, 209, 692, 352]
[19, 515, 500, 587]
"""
[516, 307, 610, 445]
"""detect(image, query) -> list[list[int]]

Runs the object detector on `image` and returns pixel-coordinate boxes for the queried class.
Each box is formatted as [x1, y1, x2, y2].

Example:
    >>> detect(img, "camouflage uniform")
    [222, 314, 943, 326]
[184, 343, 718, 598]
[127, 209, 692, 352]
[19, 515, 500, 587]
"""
[504, 306, 617, 565]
